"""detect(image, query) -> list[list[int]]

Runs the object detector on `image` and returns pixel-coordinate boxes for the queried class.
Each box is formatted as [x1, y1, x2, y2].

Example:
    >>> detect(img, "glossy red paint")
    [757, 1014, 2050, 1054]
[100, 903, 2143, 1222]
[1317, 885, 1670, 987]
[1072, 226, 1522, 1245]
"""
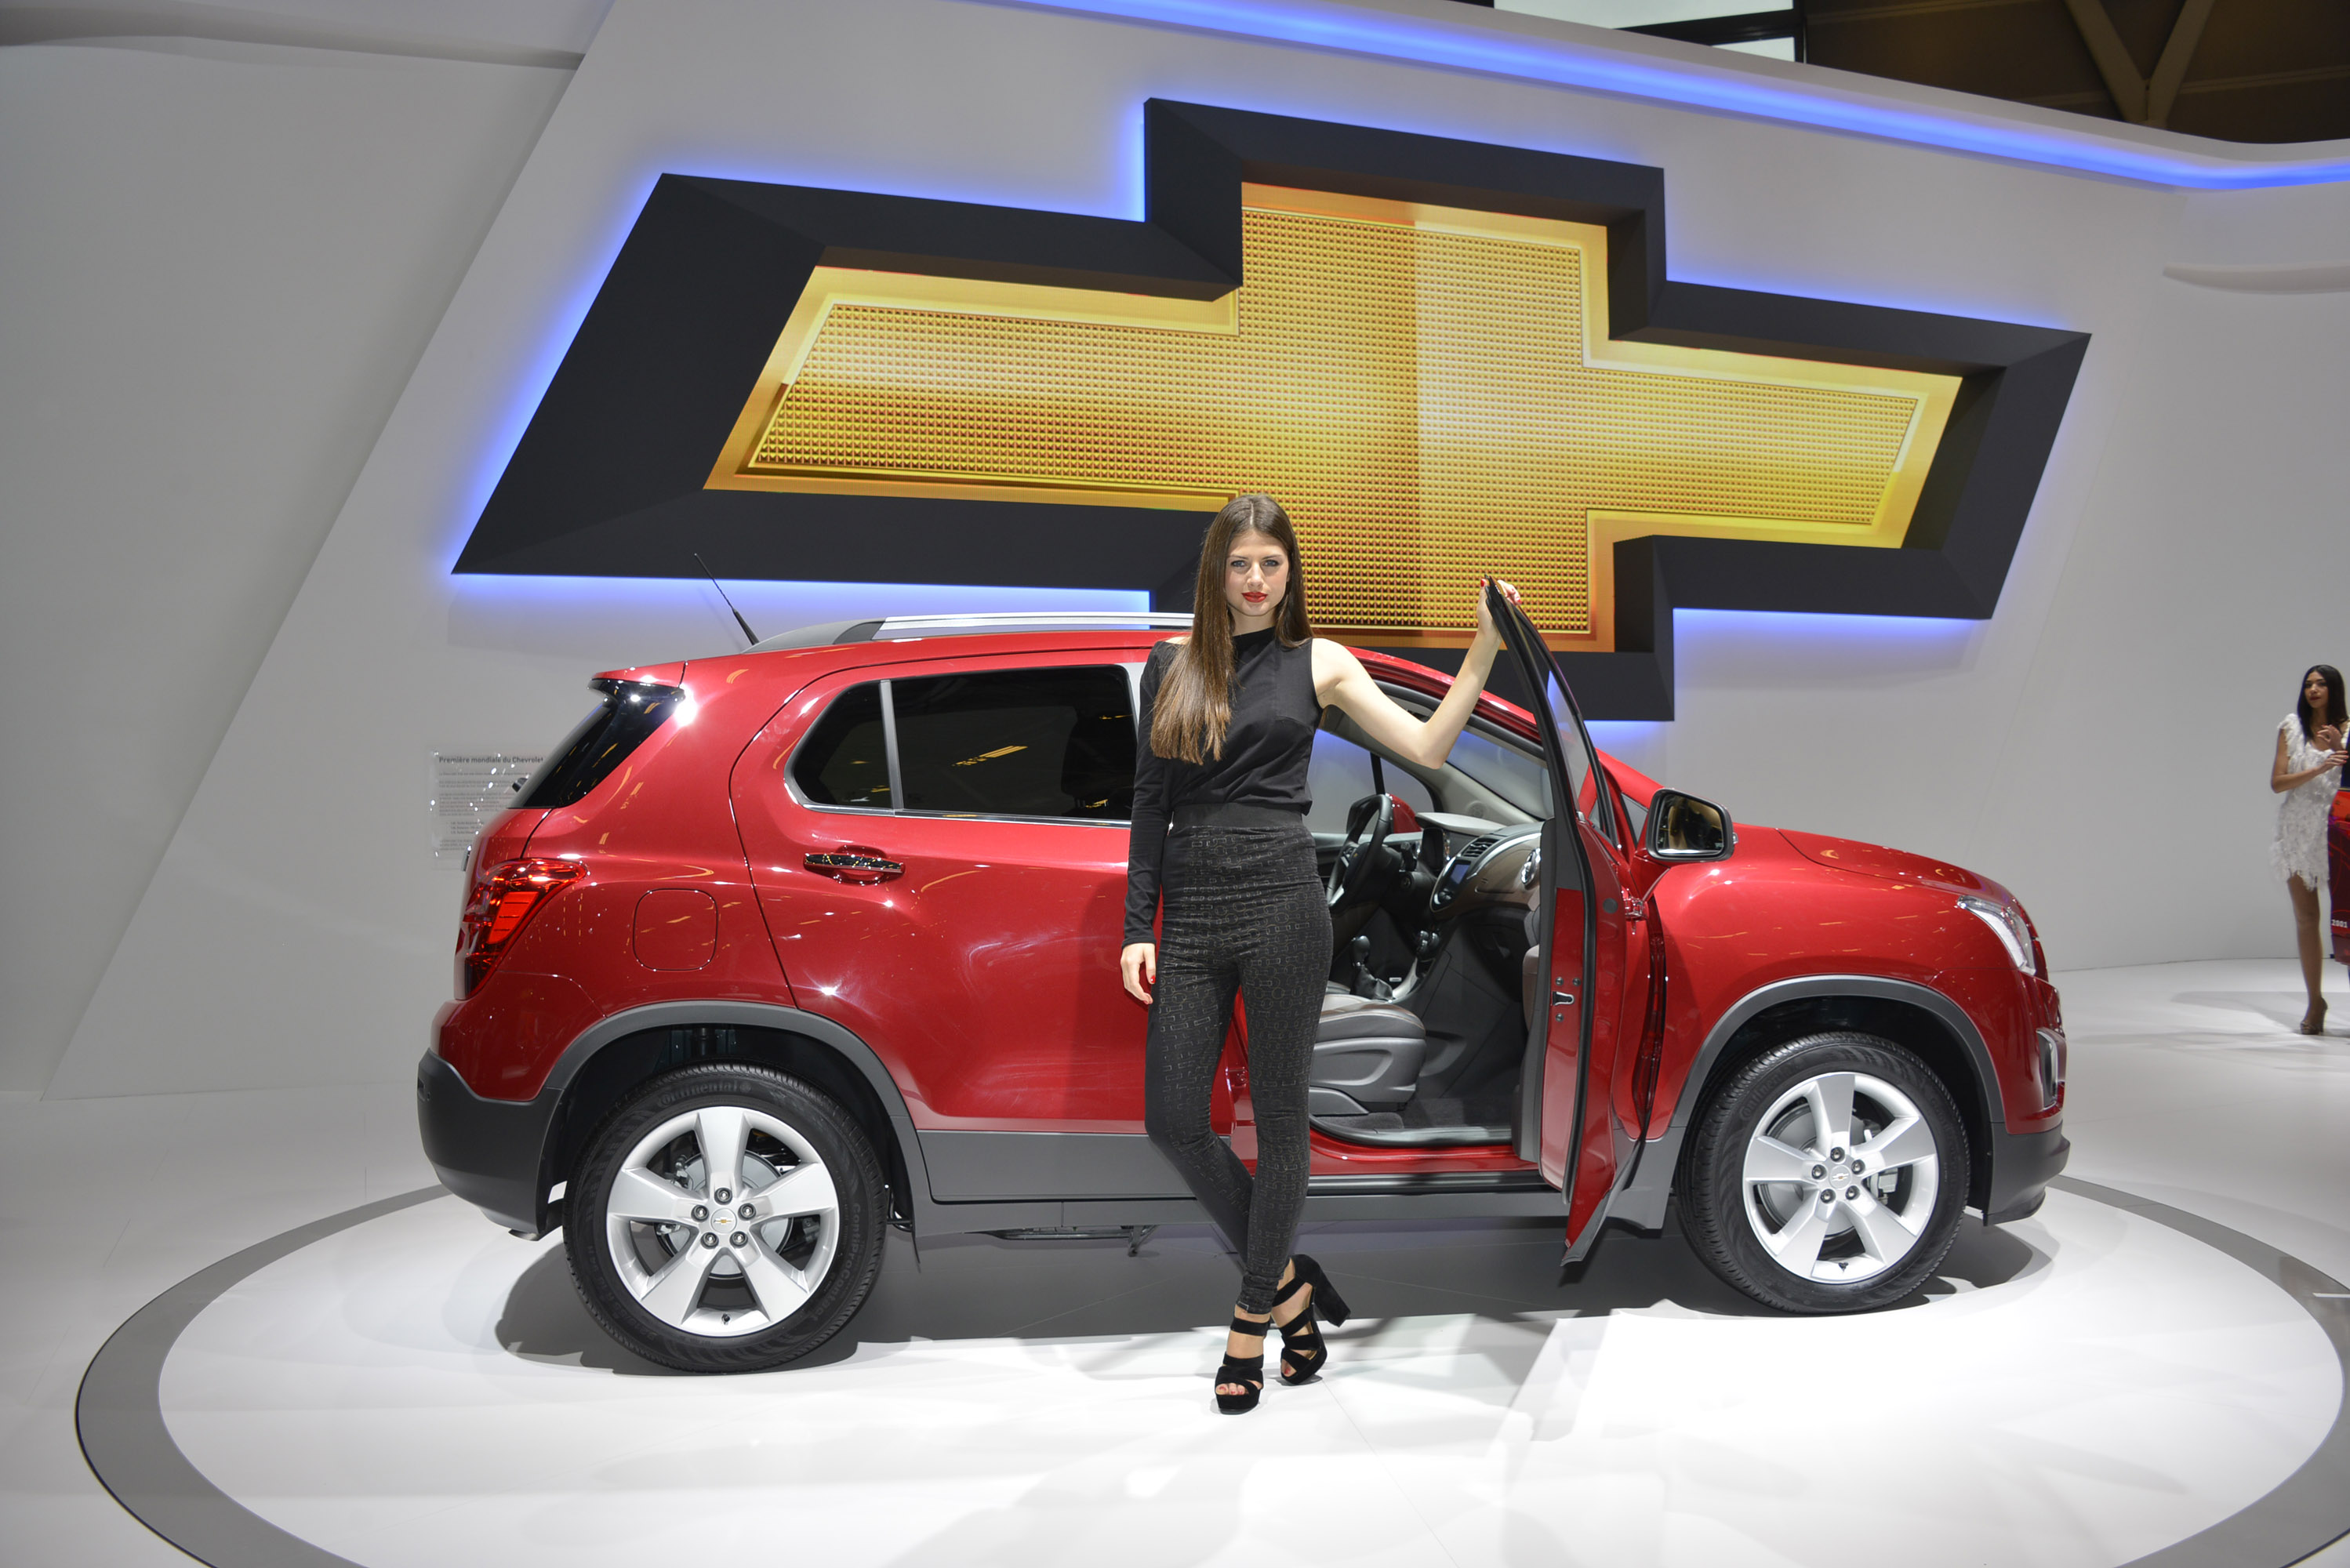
[729, 645, 1150, 1131]
[2331, 793, 2350, 964]
[430, 625, 2061, 1247]
[435, 655, 797, 1099]
[1780, 831, 1999, 898]
[590, 661, 686, 687]
[634, 889, 718, 970]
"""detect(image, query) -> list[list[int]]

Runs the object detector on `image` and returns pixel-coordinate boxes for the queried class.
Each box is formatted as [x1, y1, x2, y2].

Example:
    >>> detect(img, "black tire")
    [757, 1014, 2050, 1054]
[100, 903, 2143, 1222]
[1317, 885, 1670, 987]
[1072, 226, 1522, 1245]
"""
[568, 1064, 887, 1372]
[1682, 1032, 1968, 1314]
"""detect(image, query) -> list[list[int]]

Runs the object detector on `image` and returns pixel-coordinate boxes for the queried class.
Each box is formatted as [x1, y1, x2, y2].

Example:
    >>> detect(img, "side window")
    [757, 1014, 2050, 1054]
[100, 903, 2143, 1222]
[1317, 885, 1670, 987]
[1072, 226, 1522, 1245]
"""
[1615, 789, 1649, 847]
[792, 683, 892, 807]
[892, 666, 1135, 820]
[1304, 727, 1434, 834]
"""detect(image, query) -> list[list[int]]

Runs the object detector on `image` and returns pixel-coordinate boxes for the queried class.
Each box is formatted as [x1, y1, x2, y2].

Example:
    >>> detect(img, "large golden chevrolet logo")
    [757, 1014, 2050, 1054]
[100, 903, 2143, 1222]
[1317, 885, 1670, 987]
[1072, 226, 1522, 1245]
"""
[705, 186, 1958, 650]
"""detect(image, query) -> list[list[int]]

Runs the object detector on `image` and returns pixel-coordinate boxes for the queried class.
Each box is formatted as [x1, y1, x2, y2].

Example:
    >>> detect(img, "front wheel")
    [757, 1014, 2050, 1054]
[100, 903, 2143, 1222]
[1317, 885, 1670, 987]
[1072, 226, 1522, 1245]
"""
[568, 1064, 887, 1372]
[1681, 1033, 1968, 1313]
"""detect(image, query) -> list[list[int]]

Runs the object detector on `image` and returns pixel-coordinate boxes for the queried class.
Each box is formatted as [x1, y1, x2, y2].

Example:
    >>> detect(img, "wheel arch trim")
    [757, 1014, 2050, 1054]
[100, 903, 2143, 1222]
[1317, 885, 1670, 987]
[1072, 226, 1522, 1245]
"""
[534, 1000, 934, 1233]
[1613, 973, 2003, 1231]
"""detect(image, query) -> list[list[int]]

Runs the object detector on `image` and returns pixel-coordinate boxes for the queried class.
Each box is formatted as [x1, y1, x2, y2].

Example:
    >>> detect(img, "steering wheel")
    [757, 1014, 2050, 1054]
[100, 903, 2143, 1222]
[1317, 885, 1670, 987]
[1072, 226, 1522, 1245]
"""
[1326, 793, 1395, 910]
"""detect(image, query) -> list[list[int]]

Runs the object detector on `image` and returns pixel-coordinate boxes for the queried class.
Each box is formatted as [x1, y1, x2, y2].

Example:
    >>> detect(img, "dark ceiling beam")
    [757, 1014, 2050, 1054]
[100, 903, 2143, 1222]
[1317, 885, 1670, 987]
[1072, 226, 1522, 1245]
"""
[2144, 0, 2217, 127]
[2058, 0, 2149, 122]
[1806, 0, 2040, 20]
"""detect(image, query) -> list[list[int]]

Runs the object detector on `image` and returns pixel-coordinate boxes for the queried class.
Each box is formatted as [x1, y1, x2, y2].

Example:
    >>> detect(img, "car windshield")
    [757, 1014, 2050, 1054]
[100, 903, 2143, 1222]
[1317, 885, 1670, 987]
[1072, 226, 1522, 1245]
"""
[1444, 720, 1553, 820]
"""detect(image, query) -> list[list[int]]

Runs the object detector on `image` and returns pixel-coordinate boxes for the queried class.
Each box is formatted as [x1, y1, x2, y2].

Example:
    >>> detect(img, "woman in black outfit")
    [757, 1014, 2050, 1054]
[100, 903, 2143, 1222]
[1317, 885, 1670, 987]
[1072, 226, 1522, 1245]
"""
[1120, 495, 1517, 1413]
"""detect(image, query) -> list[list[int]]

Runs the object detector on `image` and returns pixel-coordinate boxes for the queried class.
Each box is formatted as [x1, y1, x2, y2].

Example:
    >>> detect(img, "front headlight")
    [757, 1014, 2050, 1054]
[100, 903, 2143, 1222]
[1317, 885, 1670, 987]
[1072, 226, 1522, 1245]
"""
[1957, 895, 2037, 975]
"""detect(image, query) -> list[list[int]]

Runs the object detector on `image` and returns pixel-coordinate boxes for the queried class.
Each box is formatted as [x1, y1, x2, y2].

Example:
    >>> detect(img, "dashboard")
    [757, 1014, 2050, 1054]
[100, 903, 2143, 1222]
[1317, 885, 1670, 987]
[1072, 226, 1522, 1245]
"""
[1418, 813, 1540, 920]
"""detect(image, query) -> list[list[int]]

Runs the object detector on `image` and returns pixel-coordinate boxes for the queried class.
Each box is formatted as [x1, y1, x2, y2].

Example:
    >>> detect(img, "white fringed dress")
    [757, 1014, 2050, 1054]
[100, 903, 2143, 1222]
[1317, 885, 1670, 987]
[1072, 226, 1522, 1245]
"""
[2272, 715, 2340, 891]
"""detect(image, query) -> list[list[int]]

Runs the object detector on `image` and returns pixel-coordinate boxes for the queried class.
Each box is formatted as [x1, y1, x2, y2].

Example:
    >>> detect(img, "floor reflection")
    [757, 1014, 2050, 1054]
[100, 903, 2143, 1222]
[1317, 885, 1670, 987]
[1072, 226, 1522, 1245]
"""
[496, 1203, 2046, 1377]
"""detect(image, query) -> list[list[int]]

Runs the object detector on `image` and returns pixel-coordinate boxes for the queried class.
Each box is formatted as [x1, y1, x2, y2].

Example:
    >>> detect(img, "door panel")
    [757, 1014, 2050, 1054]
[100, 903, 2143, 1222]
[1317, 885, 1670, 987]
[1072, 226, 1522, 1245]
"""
[731, 659, 1150, 1133]
[1488, 584, 1629, 1257]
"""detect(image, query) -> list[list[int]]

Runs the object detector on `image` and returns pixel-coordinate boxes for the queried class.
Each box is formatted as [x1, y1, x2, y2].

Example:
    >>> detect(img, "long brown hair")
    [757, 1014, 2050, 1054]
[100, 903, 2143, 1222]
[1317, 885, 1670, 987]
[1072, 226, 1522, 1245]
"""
[2298, 664, 2346, 739]
[1150, 495, 1312, 764]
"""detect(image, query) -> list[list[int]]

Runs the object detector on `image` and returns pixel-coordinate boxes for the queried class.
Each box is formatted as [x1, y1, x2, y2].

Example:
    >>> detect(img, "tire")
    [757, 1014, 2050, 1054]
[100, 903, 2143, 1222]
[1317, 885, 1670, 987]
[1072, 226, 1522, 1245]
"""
[1681, 1032, 1969, 1314]
[568, 1064, 887, 1372]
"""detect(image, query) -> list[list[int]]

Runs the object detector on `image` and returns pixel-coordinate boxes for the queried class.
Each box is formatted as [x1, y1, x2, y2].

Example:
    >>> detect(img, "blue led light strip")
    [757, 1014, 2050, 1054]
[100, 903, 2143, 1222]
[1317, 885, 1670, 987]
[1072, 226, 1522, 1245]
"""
[1019, 0, 2350, 190]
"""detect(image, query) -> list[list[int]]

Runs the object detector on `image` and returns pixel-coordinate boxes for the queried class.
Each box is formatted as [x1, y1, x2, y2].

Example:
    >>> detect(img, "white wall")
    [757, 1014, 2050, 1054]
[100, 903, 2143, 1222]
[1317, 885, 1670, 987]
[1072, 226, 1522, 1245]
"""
[0, 33, 574, 1093]
[12, 0, 2350, 1097]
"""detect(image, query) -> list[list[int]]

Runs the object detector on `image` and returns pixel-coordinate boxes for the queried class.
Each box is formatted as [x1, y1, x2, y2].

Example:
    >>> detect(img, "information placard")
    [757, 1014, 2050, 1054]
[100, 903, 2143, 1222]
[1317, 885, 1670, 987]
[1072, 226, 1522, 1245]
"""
[430, 753, 545, 863]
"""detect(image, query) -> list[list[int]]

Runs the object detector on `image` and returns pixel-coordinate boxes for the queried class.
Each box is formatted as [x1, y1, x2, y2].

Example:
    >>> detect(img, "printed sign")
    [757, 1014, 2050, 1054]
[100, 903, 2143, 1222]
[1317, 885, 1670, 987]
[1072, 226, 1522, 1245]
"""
[431, 753, 545, 862]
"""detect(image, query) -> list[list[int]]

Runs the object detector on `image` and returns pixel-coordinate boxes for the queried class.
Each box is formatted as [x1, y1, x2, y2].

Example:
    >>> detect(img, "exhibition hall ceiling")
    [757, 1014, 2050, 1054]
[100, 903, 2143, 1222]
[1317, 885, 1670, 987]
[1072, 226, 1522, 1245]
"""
[5, 0, 2341, 144]
[1800, 0, 2350, 145]
[1482, 0, 2350, 143]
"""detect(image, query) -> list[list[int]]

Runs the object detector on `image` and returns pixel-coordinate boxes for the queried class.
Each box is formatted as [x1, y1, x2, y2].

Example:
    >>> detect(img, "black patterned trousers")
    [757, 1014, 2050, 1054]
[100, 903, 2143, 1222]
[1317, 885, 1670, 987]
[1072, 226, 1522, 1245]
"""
[1143, 814, 1332, 1312]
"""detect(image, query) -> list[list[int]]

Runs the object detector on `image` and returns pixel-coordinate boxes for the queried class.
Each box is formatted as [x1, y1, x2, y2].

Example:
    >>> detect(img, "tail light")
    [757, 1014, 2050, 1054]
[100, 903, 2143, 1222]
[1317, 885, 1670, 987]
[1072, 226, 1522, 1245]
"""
[456, 858, 584, 997]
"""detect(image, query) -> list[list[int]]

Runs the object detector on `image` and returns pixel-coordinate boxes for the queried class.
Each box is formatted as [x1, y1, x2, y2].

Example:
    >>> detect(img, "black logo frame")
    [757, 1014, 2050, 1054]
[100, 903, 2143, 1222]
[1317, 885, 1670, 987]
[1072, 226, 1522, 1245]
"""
[457, 100, 2087, 718]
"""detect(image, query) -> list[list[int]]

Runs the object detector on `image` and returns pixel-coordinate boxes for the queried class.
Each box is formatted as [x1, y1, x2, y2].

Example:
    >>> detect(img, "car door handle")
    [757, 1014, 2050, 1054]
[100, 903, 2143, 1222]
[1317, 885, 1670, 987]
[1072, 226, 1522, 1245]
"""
[805, 850, 904, 883]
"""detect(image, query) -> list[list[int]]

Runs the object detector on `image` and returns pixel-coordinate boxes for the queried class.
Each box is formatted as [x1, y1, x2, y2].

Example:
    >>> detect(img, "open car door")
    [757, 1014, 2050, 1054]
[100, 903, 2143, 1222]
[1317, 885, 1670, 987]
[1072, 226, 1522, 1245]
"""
[1490, 582, 1630, 1263]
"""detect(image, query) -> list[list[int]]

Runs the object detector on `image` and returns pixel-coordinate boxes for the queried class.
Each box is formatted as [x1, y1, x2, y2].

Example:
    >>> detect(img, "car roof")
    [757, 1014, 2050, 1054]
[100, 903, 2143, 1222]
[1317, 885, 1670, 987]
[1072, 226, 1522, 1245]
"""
[746, 611, 1196, 652]
[686, 622, 1490, 702]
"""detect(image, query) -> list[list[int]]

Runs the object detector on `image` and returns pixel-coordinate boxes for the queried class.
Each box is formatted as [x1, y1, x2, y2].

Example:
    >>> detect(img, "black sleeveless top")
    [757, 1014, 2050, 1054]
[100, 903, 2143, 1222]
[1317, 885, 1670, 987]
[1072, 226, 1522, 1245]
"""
[1124, 629, 1322, 943]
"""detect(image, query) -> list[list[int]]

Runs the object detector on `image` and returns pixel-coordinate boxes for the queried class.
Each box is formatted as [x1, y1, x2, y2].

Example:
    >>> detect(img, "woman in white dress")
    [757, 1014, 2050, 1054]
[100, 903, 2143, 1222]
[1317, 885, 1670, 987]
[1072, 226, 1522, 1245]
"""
[2271, 664, 2348, 1033]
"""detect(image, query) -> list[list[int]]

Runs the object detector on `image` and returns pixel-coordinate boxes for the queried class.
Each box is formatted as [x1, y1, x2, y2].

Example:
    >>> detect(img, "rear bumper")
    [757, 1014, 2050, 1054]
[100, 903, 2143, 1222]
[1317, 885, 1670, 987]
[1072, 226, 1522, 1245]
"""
[1983, 1123, 2069, 1224]
[416, 1051, 556, 1235]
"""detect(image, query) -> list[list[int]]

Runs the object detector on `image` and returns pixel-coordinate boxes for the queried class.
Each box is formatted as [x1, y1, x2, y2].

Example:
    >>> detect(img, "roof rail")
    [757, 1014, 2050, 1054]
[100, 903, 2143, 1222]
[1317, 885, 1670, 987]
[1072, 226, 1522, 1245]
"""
[749, 611, 1193, 653]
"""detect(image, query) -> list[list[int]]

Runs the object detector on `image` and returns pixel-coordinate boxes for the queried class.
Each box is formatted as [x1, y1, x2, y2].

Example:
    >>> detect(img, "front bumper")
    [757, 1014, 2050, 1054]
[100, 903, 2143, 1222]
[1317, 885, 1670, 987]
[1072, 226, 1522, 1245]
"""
[416, 1051, 558, 1235]
[1982, 1124, 2069, 1224]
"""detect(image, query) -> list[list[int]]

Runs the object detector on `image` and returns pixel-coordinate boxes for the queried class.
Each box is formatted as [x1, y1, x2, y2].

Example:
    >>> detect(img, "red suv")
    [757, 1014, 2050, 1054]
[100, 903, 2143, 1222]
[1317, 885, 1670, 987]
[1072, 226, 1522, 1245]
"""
[420, 594, 2069, 1372]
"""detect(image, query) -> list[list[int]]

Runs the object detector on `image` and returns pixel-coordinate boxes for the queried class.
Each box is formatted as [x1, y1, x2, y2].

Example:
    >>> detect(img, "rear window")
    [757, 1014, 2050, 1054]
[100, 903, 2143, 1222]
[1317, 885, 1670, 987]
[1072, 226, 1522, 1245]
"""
[791, 667, 1136, 820]
[892, 667, 1134, 819]
[792, 683, 892, 807]
[516, 681, 684, 809]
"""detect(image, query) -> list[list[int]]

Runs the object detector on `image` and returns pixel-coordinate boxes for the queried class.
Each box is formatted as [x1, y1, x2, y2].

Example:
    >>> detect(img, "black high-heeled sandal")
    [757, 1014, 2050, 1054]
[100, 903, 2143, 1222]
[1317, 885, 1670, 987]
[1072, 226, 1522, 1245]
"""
[1216, 1316, 1266, 1414]
[1272, 1254, 1352, 1386]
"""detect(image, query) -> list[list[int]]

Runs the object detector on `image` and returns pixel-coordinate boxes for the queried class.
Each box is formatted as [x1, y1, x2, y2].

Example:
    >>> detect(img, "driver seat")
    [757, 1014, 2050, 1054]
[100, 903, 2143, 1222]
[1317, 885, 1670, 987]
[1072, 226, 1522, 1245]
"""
[1307, 993, 1427, 1117]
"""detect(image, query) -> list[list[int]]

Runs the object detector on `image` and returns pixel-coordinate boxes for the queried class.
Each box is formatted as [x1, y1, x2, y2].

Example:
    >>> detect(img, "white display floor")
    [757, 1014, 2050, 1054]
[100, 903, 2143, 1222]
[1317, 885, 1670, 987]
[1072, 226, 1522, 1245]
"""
[9, 959, 2350, 1567]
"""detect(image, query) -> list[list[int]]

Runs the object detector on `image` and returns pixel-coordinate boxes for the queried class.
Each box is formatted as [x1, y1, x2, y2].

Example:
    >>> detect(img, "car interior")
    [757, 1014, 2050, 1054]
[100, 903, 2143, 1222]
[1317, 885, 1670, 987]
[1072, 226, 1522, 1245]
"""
[1300, 687, 1640, 1149]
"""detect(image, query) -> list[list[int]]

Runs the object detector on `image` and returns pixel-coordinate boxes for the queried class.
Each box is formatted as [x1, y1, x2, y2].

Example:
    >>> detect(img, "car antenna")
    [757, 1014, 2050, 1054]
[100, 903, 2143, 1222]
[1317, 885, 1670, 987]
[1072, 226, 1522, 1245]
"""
[693, 552, 761, 647]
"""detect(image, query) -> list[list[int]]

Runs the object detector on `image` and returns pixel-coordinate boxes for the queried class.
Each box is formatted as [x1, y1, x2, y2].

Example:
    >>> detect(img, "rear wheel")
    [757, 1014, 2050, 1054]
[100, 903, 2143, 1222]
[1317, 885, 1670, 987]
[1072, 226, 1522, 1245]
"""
[1682, 1033, 1967, 1313]
[568, 1064, 886, 1372]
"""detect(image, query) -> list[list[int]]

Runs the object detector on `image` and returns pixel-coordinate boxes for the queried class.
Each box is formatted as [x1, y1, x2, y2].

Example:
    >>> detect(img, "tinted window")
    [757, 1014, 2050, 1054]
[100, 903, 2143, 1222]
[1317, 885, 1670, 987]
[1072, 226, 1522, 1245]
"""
[793, 683, 892, 807]
[517, 681, 683, 809]
[1617, 790, 1649, 845]
[892, 666, 1135, 819]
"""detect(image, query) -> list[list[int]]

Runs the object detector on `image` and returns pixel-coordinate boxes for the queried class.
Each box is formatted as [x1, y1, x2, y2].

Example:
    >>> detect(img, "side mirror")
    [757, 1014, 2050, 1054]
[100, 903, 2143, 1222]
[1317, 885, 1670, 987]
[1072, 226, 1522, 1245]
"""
[1647, 789, 1734, 861]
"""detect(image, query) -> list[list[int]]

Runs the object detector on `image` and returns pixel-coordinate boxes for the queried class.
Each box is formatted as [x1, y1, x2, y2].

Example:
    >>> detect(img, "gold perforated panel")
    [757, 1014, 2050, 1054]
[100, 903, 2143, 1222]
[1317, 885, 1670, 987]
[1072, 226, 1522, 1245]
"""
[710, 188, 1957, 647]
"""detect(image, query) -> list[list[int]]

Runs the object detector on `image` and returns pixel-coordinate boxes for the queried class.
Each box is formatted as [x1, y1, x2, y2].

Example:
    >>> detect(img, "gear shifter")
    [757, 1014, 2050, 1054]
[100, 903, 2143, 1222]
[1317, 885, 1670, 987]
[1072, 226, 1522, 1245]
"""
[1348, 935, 1390, 1000]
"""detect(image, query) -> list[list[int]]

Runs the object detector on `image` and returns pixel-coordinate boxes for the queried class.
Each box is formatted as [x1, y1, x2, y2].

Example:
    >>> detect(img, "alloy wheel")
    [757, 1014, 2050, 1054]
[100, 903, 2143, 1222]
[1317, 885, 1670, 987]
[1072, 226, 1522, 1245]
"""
[1739, 1069, 1941, 1284]
[603, 1104, 842, 1338]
